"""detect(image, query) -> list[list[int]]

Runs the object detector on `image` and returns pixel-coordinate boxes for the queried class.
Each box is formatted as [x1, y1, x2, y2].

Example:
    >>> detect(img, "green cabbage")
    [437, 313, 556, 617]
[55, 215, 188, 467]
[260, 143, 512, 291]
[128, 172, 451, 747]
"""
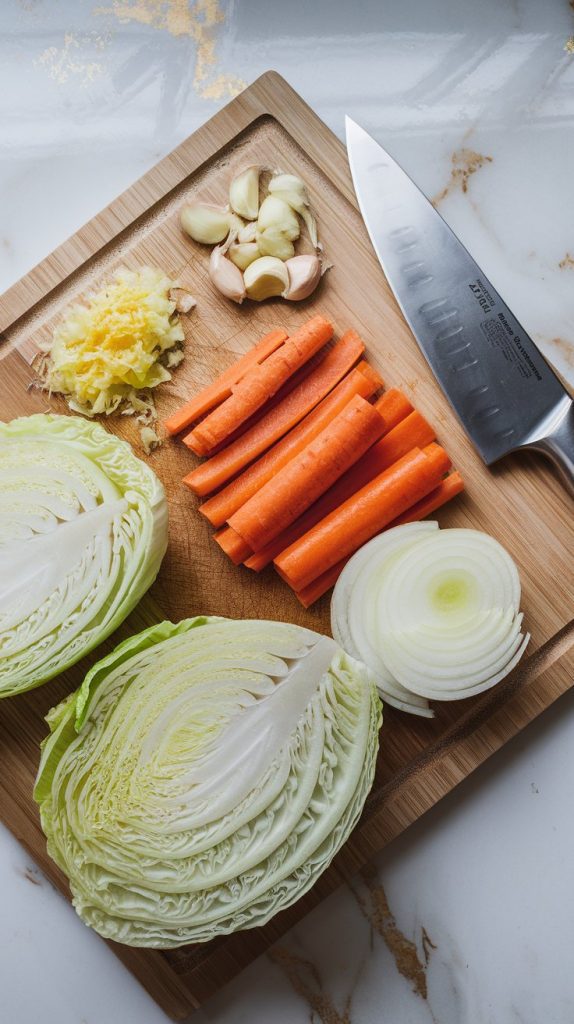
[0, 414, 168, 697]
[35, 617, 381, 947]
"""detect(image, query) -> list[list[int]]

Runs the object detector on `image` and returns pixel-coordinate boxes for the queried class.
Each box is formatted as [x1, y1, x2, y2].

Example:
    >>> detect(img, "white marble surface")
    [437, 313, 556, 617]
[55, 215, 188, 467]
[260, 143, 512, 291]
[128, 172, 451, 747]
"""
[1, 1, 574, 1022]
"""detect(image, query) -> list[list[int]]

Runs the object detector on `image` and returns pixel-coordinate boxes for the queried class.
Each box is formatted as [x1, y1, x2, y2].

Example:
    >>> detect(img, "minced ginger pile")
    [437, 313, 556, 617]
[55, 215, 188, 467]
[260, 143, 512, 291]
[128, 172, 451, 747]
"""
[41, 266, 186, 450]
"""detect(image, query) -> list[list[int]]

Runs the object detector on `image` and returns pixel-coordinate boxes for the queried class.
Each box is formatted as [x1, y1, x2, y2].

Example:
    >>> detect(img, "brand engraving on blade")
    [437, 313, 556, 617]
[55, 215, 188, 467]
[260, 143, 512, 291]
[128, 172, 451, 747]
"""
[480, 316, 543, 383]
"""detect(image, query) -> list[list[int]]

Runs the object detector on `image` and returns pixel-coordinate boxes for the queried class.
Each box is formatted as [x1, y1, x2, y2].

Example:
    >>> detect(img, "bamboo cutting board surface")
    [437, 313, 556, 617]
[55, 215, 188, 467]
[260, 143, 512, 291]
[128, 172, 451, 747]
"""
[1, 73, 573, 1019]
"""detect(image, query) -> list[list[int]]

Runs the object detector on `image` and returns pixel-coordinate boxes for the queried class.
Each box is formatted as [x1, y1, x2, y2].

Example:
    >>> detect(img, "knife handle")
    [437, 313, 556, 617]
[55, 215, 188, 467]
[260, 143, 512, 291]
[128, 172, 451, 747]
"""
[528, 400, 574, 498]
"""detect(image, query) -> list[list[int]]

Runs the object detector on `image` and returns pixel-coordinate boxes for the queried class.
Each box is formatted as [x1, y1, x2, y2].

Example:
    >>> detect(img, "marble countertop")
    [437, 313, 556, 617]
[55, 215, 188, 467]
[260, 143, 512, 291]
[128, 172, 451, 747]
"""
[1, 1, 574, 1022]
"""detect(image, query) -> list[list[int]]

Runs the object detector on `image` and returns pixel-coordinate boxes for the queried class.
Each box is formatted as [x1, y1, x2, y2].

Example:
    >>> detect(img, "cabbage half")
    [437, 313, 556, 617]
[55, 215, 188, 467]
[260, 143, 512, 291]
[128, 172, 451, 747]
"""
[34, 617, 381, 948]
[0, 414, 168, 697]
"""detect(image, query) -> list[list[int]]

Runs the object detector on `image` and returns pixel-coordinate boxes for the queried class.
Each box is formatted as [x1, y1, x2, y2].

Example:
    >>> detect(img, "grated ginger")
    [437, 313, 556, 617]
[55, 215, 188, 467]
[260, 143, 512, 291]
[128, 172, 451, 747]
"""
[42, 266, 186, 418]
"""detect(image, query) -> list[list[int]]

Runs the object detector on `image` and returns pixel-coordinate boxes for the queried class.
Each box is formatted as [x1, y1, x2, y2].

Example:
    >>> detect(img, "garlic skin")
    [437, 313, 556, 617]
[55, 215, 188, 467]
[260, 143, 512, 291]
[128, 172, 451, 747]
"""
[228, 242, 260, 271]
[283, 254, 322, 301]
[257, 196, 300, 242]
[209, 245, 246, 304]
[237, 221, 258, 243]
[229, 165, 260, 220]
[169, 287, 197, 313]
[243, 256, 289, 301]
[268, 174, 318, 249]
[181, 203, 232, 245]
[257, 226, 295, 262]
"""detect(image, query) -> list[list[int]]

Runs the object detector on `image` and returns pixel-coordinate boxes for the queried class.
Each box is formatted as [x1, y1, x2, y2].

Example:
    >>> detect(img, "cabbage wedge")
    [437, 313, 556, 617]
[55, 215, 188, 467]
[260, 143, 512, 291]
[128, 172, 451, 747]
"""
[0, 414, 168, 697]
[35, 617, 381, 948]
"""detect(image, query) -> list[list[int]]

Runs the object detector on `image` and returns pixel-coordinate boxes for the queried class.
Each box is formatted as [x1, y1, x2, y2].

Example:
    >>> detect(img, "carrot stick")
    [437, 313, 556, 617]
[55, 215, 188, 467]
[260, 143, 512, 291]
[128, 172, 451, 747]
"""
[229, 396, 387, 552]
[199, 360, 382, 528]
[275, 443, 451, 592]
[373, 388, 413, 431]
[389, 471, 464, 527]
[163, 329, 288, 436]
[213, 526, 252, 564]
[186, 315, 333, 455]
[183, 329, 366, 497]
[293, 471, 464, 606]
[245, 408, 435, 571]
[294, 559, 349, 608]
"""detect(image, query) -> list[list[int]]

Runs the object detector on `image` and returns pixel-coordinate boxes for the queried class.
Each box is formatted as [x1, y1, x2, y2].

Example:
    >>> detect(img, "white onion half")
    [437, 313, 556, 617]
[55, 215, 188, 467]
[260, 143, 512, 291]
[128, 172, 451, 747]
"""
[331, 523, 529, 714]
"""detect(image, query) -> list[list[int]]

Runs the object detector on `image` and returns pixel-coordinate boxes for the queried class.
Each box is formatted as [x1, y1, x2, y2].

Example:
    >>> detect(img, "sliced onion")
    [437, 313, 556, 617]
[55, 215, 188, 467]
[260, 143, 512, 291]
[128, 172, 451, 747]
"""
[331, 522, 438, 717]
[331, 523, 529, 714]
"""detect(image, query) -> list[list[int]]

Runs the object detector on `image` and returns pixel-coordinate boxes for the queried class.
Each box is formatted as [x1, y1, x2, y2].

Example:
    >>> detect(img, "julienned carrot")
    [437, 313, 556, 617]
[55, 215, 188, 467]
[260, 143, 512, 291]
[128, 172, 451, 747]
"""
[163, 329, 288, 435]
[275, 443, 451, 592]
[373, 388, 413, 431]
[186, 315, 333, 455]
[389, 471, 464, 527]
[229, 395, 386, 552]
[199, 359, 383, 527]
[294, 471, 464, 607]
[183, 330, 366, 497]
[214, 526, 252, 564]
[294, 559, 348, 608]
[244, 408, 434, 571]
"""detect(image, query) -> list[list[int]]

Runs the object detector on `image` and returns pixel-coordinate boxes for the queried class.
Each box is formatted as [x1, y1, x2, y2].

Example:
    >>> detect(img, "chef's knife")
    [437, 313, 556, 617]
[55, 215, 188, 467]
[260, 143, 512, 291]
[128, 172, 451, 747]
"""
[345, 117, 574, 496]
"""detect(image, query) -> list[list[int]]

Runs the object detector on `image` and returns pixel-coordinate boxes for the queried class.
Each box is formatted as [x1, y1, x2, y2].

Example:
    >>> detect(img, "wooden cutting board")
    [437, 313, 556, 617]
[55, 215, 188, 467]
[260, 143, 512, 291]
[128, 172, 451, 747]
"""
[1, 72, 573, 1020]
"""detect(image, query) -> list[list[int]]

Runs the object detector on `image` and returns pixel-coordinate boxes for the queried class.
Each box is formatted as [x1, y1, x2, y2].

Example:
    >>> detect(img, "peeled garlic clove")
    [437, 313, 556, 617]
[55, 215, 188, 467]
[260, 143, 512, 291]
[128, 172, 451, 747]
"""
[257, 196, 300, 242]
[209, 244, 246, 304]
[181, 203, 232, 245]
[228, 242, 260, 271]
[237, 221, 258, 243]
[268, 175, 319, 248]
[256, 227, 295, 261]
[268, 173, 307, 204]
[229, 165, 260, 220]
[243, 256, 289, 302]
[283, 254, 322, 301]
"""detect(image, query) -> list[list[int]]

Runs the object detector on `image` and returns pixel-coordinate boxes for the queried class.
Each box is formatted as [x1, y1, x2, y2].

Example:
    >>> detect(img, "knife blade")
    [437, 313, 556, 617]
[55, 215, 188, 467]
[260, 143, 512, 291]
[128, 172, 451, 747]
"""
[345, 116, 574, 496]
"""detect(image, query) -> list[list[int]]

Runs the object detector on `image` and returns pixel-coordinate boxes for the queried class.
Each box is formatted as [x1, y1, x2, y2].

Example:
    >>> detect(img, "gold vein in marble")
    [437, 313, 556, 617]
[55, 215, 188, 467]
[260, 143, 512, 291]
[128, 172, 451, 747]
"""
[35, 33, 106, 85]
[565, 37, 574, 54]
[559, 253, 574, 269]
[96, 0, 246, 99]
[269, 948, 353, 1024]
[432, 148, 493, 207]
[352, 864, 432, 1000]
[548, 338, 574, 369]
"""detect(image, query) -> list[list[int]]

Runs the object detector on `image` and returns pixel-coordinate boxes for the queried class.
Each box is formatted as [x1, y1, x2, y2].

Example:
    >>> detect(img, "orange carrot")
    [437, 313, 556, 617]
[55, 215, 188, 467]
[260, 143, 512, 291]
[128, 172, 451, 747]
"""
[199, 360, 382, 527]
[213, 526, 252, 564]
[373, 388, 413, 431]
[245, 408, 435, 571]
[185, 316, 333, 455]
[229, 396, 387, 552]
[389, 470, 464, 527]
[275, 443, 451, 592]
[183, 330, 366, 497]
[294, 559, 349, 608]
[293, 471, 464, 606]
[163, 329, 288, 435]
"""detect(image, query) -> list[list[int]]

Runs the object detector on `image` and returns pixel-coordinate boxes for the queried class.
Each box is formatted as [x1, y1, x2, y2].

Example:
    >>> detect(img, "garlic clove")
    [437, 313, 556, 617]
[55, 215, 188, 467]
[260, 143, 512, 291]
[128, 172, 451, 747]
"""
[228, 242, 261, 271]
[268, 174, 319, 248]
[256, 227, 295, 262]
[209, 244, 246, 304]
[237, 221, 258, 243]
[257, 196, 300, 242]
[283, 254, 322, 302]
[229, 165, 260, 220]
[181, 203, 232, 245]
[243, 256, 289, 302]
